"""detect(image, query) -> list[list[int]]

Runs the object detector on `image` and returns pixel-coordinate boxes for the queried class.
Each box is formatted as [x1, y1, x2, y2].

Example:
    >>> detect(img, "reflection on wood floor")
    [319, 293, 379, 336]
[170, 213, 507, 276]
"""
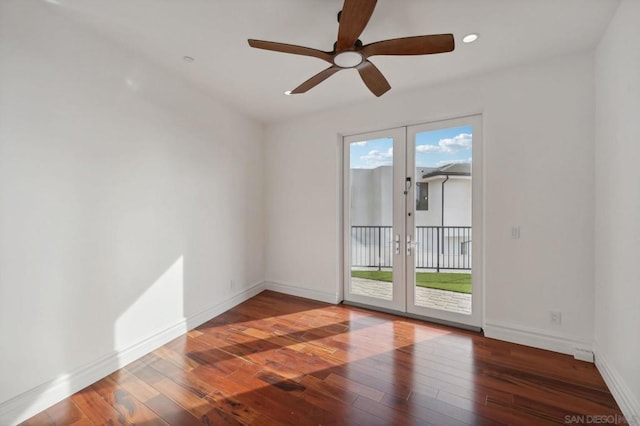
[22, 290, 624, 425]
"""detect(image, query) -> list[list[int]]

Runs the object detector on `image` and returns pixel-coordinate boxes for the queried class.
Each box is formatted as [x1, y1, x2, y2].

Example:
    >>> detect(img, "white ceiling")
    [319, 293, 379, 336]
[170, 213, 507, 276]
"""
[52, 0, 619, 123]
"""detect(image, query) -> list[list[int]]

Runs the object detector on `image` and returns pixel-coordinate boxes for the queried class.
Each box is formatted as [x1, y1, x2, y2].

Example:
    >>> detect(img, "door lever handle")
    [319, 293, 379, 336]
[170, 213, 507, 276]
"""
[406, 235, 418, 256]
[404, 177, 412, 195]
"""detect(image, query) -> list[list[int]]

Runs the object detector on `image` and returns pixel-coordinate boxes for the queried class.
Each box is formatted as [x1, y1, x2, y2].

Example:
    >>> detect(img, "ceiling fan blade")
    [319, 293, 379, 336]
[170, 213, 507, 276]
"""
[290, 66, 341, 94]
[356, 60, 390, 97]
[362, 34, 455, 57]
[248, 39, 333, 63]
[337, 0, 377, 51]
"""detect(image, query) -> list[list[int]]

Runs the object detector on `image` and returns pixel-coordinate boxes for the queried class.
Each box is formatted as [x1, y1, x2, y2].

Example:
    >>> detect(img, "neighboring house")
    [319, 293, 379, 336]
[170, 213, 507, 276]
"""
[350, 162, 471, 227]
[416, 162, 472, 227]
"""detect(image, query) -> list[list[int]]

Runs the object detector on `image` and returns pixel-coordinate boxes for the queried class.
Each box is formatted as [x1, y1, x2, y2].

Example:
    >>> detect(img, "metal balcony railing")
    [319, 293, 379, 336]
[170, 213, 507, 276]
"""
[351, 226, 472, 271]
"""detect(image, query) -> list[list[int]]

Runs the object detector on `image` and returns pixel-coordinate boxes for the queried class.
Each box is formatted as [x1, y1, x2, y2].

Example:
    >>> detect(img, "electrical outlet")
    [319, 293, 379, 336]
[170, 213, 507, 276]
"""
[550, 311, 562, 325]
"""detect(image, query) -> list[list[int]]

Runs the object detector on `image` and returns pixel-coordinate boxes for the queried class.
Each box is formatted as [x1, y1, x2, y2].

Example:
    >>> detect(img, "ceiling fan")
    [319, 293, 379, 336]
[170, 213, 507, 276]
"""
[248, 0, 454, 97]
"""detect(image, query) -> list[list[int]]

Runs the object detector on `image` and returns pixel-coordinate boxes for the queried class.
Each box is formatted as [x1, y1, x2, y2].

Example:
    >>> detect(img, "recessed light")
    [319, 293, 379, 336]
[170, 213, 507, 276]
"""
[462, 33, 479, 44]
[284, 90, 293, 96]
[125, 78, 139, 91]
[182, 56, 194, 63]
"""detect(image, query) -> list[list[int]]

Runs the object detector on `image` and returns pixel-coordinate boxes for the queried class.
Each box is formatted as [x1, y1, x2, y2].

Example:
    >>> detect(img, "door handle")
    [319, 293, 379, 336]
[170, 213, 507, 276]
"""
[407, 235, 417, 256]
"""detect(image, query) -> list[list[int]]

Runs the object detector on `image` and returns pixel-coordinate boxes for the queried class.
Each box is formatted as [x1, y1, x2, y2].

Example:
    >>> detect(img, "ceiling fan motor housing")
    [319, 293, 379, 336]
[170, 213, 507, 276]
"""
[334, 51, 365, 68]
[248, 0, 455, 96]
[333, 39, 363, 52]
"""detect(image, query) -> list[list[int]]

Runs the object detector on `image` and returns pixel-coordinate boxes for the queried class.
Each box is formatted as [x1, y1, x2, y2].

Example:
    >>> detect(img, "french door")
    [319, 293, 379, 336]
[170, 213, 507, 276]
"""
[343, 115, 482, 329]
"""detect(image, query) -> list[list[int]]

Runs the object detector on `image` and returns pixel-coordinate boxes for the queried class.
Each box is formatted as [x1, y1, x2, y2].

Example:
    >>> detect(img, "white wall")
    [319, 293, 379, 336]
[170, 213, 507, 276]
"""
[0, 1, 264, 423]
[594, 0, 640, 421]
[265, 51, 595, 348]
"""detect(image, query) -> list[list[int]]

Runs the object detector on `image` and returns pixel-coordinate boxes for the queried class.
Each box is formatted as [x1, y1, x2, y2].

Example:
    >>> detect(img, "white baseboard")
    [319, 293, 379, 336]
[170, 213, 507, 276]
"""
[0, 281, 266, 426]
[594, 342, 640, 426]
[264, 280, 340, 304]
[483, 319, 592, 357]
[185, 281, 265, 330]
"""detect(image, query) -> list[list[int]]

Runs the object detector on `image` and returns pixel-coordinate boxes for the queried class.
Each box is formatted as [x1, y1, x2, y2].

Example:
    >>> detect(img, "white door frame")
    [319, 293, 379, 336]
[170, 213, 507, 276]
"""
[342, 114, 483, 329]
[406, 115, 483, 328]
[343, 128, 407, 312]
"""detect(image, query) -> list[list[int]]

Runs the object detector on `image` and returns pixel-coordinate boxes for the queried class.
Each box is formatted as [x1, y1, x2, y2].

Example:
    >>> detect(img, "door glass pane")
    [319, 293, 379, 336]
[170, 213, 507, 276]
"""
[414, 126, 473, 314]
[349, 137, 393, 301]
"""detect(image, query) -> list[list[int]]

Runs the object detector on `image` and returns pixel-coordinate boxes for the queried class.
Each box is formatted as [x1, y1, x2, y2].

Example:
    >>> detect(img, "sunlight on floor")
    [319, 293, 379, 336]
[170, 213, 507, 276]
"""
[163, 305, 454, 400]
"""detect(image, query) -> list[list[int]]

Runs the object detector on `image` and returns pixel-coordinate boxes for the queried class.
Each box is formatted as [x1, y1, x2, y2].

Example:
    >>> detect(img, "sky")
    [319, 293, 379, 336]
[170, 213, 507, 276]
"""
[350, 125, 473, 169]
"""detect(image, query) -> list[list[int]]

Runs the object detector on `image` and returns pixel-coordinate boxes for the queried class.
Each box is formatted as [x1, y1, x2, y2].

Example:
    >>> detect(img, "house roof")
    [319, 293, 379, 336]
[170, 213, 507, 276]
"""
[421, 163, 471, 179]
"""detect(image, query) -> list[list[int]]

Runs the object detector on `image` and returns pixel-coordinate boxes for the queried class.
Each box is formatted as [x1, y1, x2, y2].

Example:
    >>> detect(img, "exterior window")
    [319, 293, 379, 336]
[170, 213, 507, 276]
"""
[416, 182, 429, 211]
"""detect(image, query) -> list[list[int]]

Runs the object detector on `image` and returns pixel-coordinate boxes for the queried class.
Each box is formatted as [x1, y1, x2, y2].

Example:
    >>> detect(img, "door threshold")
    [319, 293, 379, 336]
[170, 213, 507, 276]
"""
[341, 300, 482, 333]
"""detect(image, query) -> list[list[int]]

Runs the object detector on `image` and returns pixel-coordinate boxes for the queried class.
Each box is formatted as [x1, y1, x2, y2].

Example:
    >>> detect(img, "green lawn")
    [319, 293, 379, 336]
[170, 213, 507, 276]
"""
[351, 270, 472, 294]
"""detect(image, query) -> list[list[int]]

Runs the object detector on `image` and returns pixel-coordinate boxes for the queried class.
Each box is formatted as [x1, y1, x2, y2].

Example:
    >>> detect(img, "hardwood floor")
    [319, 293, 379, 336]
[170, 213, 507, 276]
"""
[22, 291, 623, 425]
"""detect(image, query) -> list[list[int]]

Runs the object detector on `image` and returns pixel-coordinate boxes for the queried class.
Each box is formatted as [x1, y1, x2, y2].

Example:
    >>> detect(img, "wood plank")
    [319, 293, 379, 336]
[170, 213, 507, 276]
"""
[69, 386, 127, 425]
[324, 372, 385, 402]
[91, 376, 168, 425]
[144, 394, 202, 426]
[225, 365, 335, 423]
[204, 388, 272, 425]
[21, 290, 625, 426]
[20, 400, 94, 426]
[150, 377, 212, 419]
[352, 395, 430, 426]
[108, 368, 159, 403]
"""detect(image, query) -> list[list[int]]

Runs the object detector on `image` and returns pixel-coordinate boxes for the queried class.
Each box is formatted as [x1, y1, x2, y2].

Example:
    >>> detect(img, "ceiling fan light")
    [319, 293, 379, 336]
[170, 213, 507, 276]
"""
[462, 33, 479, 43]
[334, 51, 364, 68]
[248, 0, 455, 97]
